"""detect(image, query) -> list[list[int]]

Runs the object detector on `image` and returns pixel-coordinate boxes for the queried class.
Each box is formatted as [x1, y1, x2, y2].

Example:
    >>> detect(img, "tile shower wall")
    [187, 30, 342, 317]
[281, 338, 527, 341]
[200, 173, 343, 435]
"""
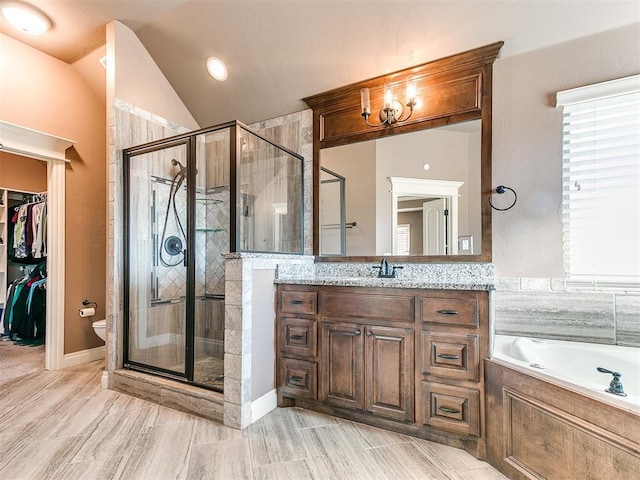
[494, 277, 640, 347]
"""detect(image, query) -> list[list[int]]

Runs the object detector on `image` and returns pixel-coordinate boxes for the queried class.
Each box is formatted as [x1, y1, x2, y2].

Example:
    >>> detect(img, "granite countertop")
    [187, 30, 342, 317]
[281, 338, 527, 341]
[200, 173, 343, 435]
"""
[274, 261, 495, 291]
[273, 276, 494, 291]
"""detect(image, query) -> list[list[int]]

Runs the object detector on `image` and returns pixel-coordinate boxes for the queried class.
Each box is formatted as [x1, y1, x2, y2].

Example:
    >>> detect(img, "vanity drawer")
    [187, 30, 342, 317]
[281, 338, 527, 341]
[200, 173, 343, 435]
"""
[321, 292, 415, 322]
[280, 290, 318, 315]
[280, 317, 317, 358]
[422, 382, 479, 436]
[280, 358, 318, 400]
[421, 332, 479, 381]
[421, 296, 478, 328]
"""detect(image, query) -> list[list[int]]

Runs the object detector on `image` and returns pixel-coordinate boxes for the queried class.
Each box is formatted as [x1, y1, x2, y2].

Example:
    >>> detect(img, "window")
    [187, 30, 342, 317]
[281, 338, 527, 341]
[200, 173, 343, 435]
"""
[396, 224, 411, 255]
[557, 74, 640, 288]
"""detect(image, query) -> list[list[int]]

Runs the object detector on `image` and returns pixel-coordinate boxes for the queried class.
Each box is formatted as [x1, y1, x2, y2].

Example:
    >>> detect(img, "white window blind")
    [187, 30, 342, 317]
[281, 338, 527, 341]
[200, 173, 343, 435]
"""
[557, 74, 640, 288]
[397, 224, 411, 255]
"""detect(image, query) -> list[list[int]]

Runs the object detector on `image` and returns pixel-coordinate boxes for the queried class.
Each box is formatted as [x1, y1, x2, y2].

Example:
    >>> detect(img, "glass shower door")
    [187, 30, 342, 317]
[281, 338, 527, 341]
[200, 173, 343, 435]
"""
[320, 167, 346, 255]
[125, 141, 189, 377]
[192, 130, 230, 389]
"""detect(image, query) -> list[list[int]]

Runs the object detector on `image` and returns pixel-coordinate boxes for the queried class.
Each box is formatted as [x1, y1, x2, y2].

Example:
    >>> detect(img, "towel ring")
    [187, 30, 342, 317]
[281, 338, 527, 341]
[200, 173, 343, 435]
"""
[488, 185, 517, 211]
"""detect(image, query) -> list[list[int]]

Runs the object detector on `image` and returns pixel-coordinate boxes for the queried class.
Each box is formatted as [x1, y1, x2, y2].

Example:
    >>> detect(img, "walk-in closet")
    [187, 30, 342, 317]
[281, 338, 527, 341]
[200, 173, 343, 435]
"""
[0, 188, 48, 375]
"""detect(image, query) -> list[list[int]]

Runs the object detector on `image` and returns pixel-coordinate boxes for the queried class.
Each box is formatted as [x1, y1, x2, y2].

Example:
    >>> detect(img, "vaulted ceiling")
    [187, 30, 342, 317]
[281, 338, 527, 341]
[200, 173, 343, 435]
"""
[2, 1, 639, 126]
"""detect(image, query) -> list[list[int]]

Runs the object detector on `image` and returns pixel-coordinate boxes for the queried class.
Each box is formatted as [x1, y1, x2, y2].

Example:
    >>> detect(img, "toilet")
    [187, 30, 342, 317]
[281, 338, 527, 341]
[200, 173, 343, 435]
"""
[92, 319, 106, 341]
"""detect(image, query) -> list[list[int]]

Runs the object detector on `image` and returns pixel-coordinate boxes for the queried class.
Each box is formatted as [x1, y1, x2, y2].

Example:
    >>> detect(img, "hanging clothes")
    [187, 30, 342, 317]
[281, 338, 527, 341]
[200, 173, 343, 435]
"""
[1, 261, 46, 343]
[8, 195, 47, 264]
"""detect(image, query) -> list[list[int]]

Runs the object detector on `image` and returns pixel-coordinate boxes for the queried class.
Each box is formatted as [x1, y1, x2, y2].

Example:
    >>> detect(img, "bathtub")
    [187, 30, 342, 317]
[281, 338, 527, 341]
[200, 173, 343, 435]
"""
[492, 335, 640, 414]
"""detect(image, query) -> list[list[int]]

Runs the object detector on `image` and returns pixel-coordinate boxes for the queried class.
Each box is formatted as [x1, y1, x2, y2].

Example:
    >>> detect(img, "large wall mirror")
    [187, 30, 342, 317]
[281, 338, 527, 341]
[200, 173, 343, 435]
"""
[320, 120, 481, 257]
[305, 42, 503, 263]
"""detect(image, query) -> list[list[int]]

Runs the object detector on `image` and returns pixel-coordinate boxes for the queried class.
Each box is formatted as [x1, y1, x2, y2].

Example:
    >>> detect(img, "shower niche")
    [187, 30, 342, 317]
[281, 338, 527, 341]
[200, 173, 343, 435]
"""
[123, 121, 304, 390]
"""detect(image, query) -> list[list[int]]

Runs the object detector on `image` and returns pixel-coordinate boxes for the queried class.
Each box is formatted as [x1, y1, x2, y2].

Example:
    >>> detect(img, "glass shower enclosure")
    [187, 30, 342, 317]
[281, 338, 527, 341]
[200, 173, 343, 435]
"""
[123, 121, 304, 391]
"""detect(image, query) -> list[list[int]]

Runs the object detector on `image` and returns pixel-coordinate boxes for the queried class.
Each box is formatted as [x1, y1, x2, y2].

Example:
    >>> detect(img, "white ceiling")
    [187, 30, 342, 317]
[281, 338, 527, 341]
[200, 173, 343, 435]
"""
[2, 1, 639, 127]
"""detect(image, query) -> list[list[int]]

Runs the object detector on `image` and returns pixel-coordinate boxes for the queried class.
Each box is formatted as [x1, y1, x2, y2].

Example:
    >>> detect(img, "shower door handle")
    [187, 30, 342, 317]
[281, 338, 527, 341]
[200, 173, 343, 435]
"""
[183, 249, 187, 267]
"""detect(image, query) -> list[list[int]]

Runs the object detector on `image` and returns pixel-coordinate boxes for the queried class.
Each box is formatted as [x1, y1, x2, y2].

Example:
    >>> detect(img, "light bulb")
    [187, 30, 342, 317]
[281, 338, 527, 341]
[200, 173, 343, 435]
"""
[1, 5, 52, 35]
[384, 84, 394, 109]
[206, 57, 228, 81]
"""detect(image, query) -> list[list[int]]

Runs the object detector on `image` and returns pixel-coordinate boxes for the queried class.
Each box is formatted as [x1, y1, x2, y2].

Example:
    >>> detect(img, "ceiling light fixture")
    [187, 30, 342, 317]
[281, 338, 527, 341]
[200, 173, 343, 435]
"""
[360, 78, 417, 127]
[0, 1, 52, 35]
[206, 56, 228, 81]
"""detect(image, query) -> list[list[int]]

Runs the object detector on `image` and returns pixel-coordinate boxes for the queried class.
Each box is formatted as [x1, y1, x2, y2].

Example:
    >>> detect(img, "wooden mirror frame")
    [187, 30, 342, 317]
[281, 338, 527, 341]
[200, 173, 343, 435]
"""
[304, 42, 503, 263]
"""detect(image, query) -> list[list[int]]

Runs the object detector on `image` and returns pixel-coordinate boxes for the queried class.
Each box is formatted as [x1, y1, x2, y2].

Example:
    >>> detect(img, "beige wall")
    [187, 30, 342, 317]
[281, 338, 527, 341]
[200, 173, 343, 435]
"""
[492, 23, 640, 278]
[0, 33, 106, 353]
[0, 153, 47, 192]
[321, 141, 377, 255]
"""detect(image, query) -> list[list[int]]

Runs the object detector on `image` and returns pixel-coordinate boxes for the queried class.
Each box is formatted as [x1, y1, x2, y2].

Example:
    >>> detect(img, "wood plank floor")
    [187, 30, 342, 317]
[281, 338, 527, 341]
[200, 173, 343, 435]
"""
[0, 360, 509, 480]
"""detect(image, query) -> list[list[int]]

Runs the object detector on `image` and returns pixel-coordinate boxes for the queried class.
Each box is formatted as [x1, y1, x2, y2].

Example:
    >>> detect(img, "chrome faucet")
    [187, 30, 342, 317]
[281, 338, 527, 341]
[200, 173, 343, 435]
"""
[373, 258, 403, 278]
[597, 367, 627, 397]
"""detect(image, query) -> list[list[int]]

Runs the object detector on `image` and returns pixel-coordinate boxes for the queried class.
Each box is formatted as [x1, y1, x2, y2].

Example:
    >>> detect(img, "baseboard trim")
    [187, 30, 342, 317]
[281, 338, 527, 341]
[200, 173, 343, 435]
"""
[251, 389, 277, 424]
[61, 345, 106, 369]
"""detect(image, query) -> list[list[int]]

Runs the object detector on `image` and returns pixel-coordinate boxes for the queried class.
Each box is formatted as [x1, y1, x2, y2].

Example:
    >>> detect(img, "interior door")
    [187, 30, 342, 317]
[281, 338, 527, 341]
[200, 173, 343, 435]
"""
[423, 198, 448, 255]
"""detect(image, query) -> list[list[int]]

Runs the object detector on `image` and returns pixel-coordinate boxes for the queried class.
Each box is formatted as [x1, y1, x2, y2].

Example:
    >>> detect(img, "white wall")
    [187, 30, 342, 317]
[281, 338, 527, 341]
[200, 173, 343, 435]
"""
[321, 141, 377, 255]
[251, 269, 277, 401]
[376, 127, 477, 255]
[108, 21, 199, 131]
[492, 23, 640, 277]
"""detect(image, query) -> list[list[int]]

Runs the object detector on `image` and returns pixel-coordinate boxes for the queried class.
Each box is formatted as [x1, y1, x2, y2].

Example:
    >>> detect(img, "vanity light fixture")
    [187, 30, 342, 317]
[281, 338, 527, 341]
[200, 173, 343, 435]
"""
[0, 1, 52, 35]
[360, 78, 417, 127]
[206, 56, 228, 81]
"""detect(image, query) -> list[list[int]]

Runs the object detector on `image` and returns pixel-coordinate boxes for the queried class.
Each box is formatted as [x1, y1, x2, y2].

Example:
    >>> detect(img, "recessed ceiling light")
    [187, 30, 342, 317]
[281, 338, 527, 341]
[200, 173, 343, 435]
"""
[206, 56, 228, 81]
[423, 163, 430, 171]
[0, 2, 52, 35]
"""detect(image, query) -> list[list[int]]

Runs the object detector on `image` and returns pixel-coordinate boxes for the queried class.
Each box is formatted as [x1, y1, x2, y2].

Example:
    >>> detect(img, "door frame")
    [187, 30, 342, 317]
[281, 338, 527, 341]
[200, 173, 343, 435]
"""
[389, 177, 463, 256]
[0, 120, 74, 371]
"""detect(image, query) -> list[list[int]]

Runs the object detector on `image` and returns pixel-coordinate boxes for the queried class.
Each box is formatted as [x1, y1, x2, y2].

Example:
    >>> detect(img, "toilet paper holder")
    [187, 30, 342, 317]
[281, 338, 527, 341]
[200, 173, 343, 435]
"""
[82, 299, 97, 309]
[79, 299, 98, 317]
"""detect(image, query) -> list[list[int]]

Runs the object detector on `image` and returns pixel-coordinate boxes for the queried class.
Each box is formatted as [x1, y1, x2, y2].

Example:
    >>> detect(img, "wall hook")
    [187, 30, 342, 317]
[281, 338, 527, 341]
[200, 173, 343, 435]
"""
[488, 185, 517, 211]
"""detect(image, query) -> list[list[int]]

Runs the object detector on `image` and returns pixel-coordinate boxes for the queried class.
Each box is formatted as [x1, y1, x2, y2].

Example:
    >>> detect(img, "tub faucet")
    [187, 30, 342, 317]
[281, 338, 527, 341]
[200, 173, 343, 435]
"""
[373, 258, 403, 278]
[597, 367, 627, 397]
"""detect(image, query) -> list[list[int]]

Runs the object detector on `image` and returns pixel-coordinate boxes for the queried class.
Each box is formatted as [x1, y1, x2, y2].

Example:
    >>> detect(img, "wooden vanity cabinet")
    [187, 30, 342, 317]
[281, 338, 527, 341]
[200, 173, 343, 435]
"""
[276, 284, 490, 459]
[322, 321, 415, 422]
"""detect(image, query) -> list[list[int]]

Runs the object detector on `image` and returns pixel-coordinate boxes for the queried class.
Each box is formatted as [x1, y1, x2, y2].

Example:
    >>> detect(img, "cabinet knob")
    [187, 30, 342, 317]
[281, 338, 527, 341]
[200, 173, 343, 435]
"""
[354, 329, 361, 335]
[366, 331, 373, 337]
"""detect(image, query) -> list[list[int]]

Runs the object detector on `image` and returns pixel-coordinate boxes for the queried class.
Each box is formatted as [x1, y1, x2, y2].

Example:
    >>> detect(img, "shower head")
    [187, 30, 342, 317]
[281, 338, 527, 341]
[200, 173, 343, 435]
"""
[170, 158, 197, 188]
[171, 158, 185, 171]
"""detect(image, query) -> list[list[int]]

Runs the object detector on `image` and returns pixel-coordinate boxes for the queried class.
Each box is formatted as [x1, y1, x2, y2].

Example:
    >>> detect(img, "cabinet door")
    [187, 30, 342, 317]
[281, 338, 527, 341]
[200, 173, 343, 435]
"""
[365, 326, 415, 422]
[321, 322, 364, 410]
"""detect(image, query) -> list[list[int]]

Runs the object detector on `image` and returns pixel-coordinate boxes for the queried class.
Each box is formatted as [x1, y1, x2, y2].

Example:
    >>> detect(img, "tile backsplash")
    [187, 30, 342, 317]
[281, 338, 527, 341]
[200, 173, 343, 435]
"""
[494, 277, 640, 347]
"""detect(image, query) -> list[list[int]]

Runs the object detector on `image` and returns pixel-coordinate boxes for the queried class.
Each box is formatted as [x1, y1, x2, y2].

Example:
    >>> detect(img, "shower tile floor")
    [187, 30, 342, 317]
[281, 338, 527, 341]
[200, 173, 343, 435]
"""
[0, 360, 509, 480]
[174, 356, 224, 390]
